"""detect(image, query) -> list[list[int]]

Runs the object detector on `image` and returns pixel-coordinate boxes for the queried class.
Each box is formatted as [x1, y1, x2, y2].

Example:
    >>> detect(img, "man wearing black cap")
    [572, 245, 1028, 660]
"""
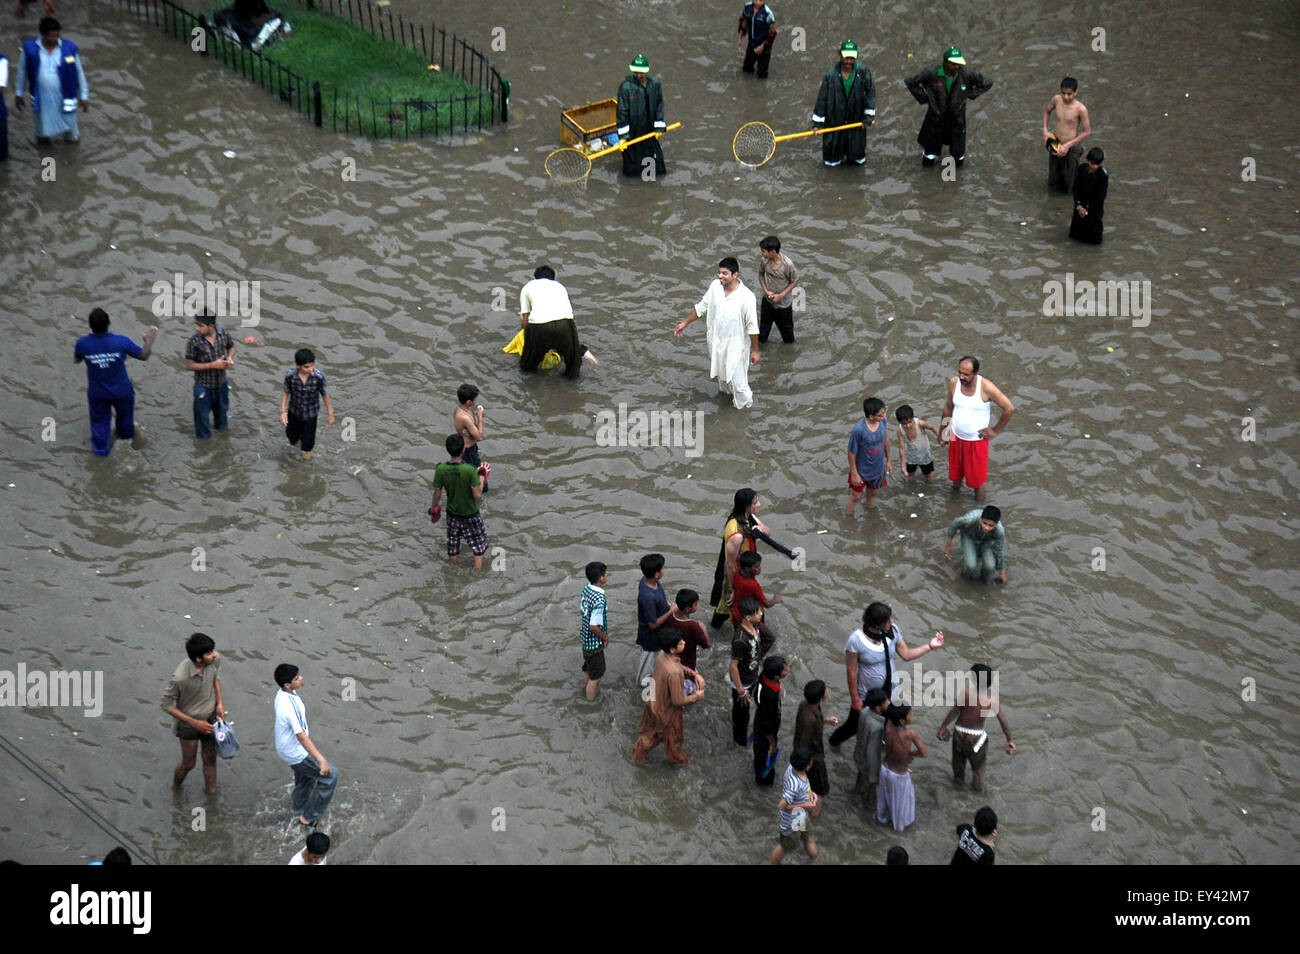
[904, 46, 992, 168]
[616, 54, 666, 178]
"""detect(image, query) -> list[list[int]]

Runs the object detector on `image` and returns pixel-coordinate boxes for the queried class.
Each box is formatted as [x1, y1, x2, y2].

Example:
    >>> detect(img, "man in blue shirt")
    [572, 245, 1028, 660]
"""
[73, 307, 156, 456]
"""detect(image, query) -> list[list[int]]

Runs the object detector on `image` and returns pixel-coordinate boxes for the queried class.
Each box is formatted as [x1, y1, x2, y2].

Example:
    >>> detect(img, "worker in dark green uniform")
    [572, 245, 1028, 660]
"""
[904, 45, 992, 168]
[811, 40, 876, 167]
[616, 54, 667, 179]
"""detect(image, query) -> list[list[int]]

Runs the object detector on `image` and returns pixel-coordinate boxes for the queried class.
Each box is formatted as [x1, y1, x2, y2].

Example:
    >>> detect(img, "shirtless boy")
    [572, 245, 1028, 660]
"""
[1042, 77, 1091, 193]
[937, 663, 1014, 792]
[453, 384, 489, 491]
[877, 704, 925, 831]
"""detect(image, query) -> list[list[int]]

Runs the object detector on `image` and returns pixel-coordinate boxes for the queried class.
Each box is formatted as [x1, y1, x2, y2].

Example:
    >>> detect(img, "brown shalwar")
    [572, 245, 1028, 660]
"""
[632, 653, 690, 764]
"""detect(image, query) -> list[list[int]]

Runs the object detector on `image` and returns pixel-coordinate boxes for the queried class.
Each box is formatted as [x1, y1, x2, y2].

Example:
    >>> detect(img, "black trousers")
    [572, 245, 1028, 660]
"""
[1048, 145, 1082, 193]
[742, 44, 772, 79]
[520, 319, 581, 378]
[828, 707, 860, 746]
[286, 413, 319, 451]
[753, 729, 778, 784]
[731, 688, 751, 746]
[759, 298, 794, 343]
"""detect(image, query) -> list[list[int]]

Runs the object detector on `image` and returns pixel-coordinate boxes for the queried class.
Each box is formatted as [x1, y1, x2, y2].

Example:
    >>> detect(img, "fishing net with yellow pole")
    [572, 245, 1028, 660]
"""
[545, 122, 683, 182]
[732, 120, 872, 168]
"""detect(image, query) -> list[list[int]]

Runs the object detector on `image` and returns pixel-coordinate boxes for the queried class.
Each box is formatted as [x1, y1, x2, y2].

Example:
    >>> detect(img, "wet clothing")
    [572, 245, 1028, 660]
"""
[185, 329, 234, 390]
[445, 512, 488, 557]
[948, 508, 1005, 573]
[16, 38, 88, 141]
[579, 583, 607, 652]
[283, 368, 327, 419]
[433, 461, 481, 517]
[284, 367, 326, 452]
[632, 652, 691, 764]
[666, 615, 710, 671]
[793, 700, 829, 796]
[757, 252, 798, 342]
[717, 514, 759, 621]
[849, 418, 887, 486]
[161, 656, 221, 728]
[901, 423, 934, 466]
[778, 764, 811, 835]
[696, 278, 759, 409]
[1048, 144, 1082, 193]
[75, 331, 146, 456]
[729, 568, 769, 627]
[739, 3, 777, 78]
[616, 73, 666, 178]
[812, 62, 875, 165]
[636, 579, 670, 652]
[519, 277, 581, 376]
[752, 677, 783, 784]
[904, 61, 991, 159]
[285, 414, 318, 452]
[952, 726, 989, 789]
[877, 763, 915, 830]
[951, 823, 995, 865]
[1070, 163, 1108, 244]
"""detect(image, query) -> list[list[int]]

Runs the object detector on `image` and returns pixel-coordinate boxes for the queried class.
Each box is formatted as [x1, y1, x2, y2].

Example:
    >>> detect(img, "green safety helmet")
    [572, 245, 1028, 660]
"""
[943, 45, 966, 64]
[630, 54, 650, 73]
[840, 40, 858, 58]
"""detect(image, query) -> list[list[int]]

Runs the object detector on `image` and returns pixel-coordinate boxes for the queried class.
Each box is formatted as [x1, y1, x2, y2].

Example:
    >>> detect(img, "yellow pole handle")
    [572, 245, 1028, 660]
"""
[590, 122, 683, 159]
[774, 121, 869, 143]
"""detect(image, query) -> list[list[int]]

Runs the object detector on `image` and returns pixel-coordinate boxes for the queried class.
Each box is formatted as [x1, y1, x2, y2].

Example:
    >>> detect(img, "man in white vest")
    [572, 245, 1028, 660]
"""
[940, 355, 1014, 501]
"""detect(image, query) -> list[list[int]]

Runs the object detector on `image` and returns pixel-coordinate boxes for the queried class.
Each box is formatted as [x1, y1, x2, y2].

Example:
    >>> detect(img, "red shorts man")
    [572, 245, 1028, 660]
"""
[940, 356, 1014, 501]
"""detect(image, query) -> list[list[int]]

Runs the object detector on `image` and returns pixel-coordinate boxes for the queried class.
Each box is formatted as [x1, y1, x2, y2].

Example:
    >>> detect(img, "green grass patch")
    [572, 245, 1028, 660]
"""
[186, 1, 494, 136]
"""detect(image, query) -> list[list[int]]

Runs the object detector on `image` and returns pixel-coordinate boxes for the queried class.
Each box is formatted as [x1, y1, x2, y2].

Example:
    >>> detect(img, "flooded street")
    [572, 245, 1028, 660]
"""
[1, 0, 1297, 864]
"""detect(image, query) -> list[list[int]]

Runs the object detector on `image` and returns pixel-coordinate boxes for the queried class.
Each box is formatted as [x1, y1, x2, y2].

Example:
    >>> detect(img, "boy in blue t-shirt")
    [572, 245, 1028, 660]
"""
[73, 308, 156, 456]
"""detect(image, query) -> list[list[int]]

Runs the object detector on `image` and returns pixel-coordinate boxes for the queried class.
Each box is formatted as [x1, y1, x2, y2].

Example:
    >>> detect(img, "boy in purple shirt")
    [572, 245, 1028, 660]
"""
[73, 307, 156, 456]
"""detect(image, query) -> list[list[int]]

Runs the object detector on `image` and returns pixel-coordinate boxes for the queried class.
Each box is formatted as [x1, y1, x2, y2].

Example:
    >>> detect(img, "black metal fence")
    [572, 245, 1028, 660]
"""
[115, 0, 509, 138]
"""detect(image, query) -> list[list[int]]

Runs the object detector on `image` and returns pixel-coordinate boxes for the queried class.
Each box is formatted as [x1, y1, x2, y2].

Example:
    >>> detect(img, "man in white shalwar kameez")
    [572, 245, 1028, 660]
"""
[674, 257, 759, 409]
[14, 18, 88, 143]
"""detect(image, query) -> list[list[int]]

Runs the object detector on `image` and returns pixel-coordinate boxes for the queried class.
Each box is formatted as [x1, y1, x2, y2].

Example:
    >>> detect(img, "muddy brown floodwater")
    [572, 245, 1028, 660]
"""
[0, 0, 1297, 864]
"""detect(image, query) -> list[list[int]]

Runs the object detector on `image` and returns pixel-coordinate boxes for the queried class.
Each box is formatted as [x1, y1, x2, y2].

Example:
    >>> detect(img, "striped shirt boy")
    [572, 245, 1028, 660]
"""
[579, 583, 607, 652]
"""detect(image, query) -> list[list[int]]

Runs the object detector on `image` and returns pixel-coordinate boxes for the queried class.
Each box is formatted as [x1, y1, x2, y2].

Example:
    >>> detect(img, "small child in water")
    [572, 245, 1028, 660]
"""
[895, 404, 941, 483]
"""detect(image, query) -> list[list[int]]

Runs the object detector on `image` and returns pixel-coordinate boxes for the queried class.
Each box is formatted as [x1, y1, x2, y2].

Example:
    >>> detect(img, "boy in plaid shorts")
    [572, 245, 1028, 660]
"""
[429, 434, 487, 569]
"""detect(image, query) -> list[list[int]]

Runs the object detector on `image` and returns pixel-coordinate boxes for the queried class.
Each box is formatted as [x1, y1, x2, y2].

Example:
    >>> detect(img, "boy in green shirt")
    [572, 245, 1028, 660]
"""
[429, 434, 486, 569]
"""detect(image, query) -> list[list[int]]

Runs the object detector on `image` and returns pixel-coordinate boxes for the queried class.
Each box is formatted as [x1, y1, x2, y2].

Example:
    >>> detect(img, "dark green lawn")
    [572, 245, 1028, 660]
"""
[193, 1, 494, 136]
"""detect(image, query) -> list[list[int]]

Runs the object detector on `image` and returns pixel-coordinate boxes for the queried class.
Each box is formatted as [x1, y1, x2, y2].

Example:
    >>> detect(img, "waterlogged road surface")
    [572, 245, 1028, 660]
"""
[0, 0, 1297, 864]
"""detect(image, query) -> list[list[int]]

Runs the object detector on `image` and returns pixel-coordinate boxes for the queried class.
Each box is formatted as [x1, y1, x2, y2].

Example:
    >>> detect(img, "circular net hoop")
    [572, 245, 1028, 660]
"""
[545, 148, 594, 183]
[733, 122, 777, 167]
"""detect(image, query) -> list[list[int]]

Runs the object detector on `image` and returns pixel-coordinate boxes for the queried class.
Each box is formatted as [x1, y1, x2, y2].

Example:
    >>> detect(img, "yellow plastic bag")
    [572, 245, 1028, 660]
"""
[503, 330, 562, 370]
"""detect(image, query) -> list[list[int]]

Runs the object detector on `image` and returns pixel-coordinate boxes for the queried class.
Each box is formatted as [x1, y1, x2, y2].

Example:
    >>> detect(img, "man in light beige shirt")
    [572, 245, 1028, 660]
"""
[160, 632, 226, 795]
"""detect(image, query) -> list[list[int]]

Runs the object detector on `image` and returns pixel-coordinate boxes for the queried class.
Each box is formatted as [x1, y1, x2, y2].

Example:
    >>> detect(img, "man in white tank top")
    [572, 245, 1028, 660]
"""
[940, 356, 1014, 501]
